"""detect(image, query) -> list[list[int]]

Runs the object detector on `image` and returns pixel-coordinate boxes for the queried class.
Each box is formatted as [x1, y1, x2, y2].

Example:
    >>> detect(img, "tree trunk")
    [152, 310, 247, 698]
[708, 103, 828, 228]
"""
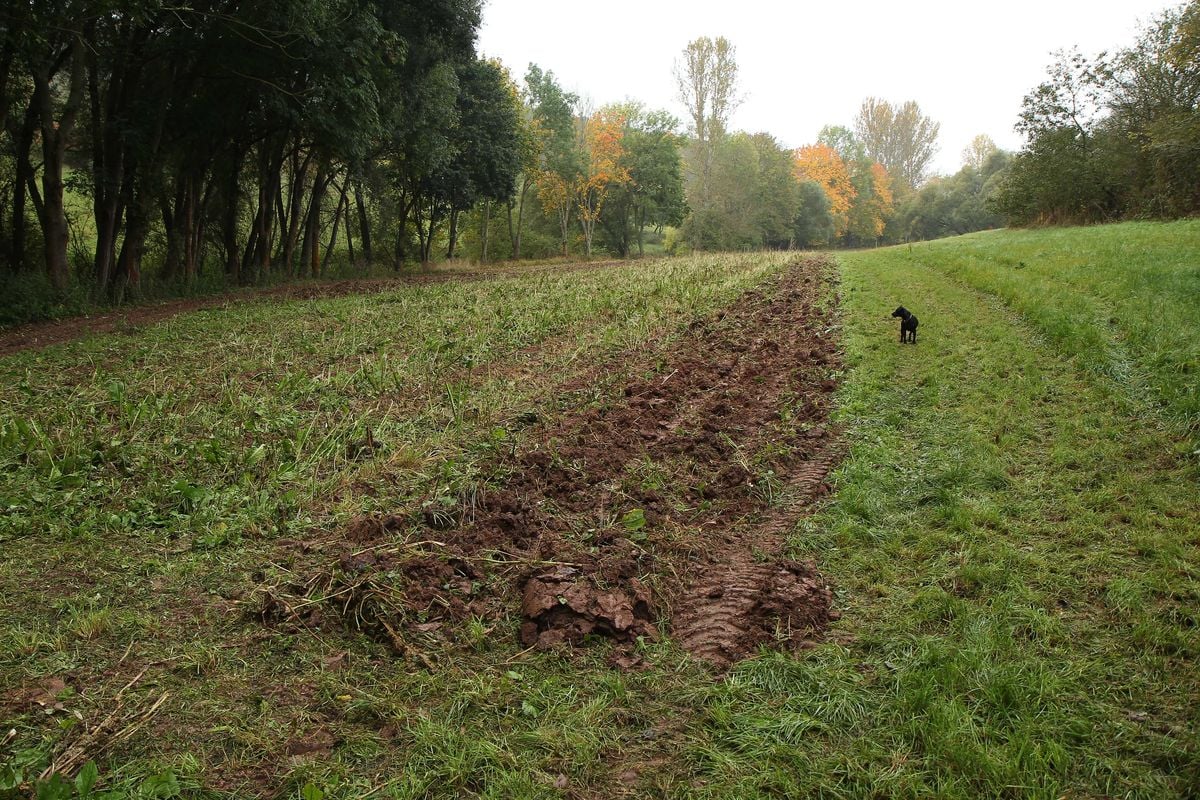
[446, 208, 460, 259]
[557, 202, 570, 257]
[10, 98, 37, 270]
[183, 177, 204, 282]
[321, 179, 348, 274]
[281, 147, 312, 275]
[161, 179, 185, 281]
[481, 199, 490, 263]
[250, 144, 283, 280]
[354, 178, 372, 263]
[300, 160, 330, 278]
[344, 194, 355, 267]
[581, 218, 592, 257]
[32, 39, 86, 293]
[114, 195, 149, 302]
[222, 152, 243, 283]
[87, 24, 131, 293]
[0, 32, 15, 139]
[394, 191, 410, 268]
[413, 202, 429, 264]
[513, 177, 530, 259]
[506, 201, 515, 259]
[637, 204, 646, 257]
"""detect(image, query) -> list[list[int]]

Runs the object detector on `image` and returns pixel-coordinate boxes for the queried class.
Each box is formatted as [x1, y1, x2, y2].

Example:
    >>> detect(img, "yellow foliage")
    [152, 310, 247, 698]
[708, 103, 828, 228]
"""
[577, 108, 630, 224]
[794, 144, 856, 233]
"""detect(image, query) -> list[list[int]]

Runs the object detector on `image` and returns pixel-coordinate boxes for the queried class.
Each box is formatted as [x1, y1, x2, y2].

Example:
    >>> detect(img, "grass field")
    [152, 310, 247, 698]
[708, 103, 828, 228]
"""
[2, 222, 1198, 798]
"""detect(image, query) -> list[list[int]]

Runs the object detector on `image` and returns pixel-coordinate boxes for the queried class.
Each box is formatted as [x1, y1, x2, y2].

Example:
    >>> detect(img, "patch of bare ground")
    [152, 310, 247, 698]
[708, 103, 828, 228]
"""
[255, 255, 843, 670]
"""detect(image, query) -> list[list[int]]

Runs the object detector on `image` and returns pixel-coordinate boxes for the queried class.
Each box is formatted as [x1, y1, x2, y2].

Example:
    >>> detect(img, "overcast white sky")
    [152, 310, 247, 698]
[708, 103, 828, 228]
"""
[478, 0, 1177, 176]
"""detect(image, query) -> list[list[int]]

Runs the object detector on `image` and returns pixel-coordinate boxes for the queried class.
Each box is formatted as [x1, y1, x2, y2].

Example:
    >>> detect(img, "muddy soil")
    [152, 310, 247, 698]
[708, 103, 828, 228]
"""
[258, 255, 843, 669]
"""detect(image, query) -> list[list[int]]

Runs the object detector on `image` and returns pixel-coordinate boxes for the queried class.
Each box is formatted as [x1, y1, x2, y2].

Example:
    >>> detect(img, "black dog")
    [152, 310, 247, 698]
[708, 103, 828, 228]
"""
[892, 306, 919, 344]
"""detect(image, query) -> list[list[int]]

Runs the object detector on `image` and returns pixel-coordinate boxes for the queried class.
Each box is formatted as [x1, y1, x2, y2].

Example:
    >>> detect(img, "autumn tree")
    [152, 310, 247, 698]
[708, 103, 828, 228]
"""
[846, 162, 894, 244]
[854, 98, 941, 192]
[793, 144, 855, 235]
[597, 104, 685, 258]
[576, 107, 629, 257]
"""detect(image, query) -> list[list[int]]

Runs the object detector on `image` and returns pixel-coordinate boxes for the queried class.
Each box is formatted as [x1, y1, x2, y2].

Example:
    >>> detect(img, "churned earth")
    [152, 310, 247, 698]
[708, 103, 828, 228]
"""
[256, 255, 844, 671]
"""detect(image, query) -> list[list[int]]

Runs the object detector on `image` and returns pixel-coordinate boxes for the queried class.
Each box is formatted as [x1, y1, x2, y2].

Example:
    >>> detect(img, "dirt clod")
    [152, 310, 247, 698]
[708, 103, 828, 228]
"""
[520, 567, 656, 649]
[256, 256, 844, 668]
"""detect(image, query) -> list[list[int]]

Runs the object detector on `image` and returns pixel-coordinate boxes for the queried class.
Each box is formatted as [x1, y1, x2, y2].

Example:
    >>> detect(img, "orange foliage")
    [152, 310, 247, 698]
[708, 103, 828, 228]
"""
[576, 108, 630, 255]
[865, 162, 894, 237]
[577, 108, 630, 223]
[793, 144, 855, 232]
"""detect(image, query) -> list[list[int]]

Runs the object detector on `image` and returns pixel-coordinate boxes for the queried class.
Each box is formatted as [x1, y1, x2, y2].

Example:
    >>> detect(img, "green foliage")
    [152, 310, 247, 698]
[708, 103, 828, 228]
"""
[596, 105, 686, 257]
[524, 64, 581, 181]
[792, 181, 834, 247]
[895, 150, 1011, 241]
[1, 0, 519, 315]
[996, 4, 1200, 225]
[684, 132, 799, 251]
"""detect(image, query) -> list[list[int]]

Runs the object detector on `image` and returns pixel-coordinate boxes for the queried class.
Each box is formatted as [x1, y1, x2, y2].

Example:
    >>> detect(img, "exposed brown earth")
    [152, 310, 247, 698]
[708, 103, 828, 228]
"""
[257, 254, 844, 669]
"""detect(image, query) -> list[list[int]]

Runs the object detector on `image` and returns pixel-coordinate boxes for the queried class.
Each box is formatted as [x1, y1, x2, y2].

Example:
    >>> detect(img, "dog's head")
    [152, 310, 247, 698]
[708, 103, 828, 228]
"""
[891, 306, 909, 319]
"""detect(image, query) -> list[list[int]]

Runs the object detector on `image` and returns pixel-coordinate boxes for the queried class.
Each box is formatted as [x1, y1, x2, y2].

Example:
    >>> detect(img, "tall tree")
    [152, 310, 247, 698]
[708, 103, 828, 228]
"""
[18, 3, 93, 291]
[597, 104, 685, 258]
[674, 36, 739, 249]
[854, 98, 941, 192]
[817, 125, 866, 164]
[526, 65, 579, 256]
[575, 106, 628, 257]
[793, 180, 834, 247]
[845, 162, 894, 244]
[993, 48, 1116, 224]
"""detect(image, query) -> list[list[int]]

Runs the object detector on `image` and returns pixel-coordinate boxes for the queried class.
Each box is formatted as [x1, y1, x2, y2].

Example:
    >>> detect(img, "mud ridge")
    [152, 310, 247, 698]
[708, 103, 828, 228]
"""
[256, 255, 844, 668]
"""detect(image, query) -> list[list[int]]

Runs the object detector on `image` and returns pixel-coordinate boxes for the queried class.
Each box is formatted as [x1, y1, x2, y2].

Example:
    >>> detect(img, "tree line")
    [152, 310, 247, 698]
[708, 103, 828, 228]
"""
[993, 0, 1200, 224]
[6, 3, 1193, 322]
[0, 0, 525, 311]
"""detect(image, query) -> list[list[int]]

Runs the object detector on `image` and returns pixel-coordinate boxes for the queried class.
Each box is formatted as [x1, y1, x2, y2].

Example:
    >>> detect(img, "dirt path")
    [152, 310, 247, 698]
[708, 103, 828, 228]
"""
[260, 254, 843, 669]
[0, 260, 631, 358]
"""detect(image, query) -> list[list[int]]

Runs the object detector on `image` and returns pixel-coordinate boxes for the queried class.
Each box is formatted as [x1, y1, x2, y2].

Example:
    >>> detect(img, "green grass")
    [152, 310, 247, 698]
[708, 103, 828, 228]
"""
[0, 252, 796, 796]
[2, 224, 1199, 798]
[896, 220, 1200, 442]
[669, 226, 1200, 797]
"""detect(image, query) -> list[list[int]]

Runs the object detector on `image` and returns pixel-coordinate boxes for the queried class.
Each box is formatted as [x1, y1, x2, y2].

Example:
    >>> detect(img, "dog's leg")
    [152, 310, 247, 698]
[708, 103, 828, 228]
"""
[899, 324, 905, 343]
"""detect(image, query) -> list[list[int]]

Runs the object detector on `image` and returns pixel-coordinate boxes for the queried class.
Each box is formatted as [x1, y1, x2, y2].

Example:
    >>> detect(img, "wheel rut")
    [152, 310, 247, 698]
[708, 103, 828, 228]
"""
[256, 255, 845, 670]
[671, 442, 843, 670]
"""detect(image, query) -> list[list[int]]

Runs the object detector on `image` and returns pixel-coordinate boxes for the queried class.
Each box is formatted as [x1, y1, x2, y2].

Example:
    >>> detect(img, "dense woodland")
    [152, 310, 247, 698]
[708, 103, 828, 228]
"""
[0, 1, 1197, 323]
